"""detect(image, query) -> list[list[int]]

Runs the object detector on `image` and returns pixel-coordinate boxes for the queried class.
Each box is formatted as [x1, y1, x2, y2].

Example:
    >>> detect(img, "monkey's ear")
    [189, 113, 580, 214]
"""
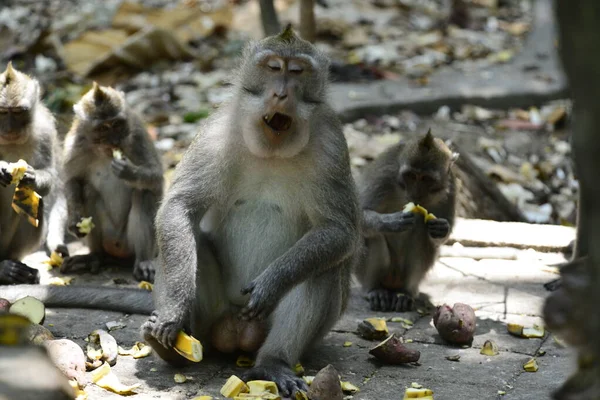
[4, 61, 16, 84]
[419, 128, 435, 149]
[92, 82, 108, 104]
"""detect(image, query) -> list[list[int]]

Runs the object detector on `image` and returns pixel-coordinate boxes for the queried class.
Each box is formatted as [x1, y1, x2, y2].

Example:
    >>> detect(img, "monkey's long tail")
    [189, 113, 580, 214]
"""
[0, 285, 153, 315]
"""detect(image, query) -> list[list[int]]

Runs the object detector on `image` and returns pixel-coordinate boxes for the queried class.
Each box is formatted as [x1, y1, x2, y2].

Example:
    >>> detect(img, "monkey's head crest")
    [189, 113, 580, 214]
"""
[74, 82, 125, 120]
[0, 61, 39, 108]
[277, 23, 298, 42]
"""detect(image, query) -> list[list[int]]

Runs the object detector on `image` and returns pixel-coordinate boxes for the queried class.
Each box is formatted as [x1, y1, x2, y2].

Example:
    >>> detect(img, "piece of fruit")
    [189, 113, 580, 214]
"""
[341, 381, 360, 394]
[12, 186, 41, 227]
[294, 363, 304, 376]
[507, 323, 523, 336]
[90, 361, 140, 394]
[0, 298, 10, 312]
[369, 334, 421, 364]
[433, 303, 476, 345]
[45, 339, 88, 386]
[343, 341, 352, 347]
[174, 331, 203, 362]
[69, 379, 88, 400]
[43, 251, 64, 269]
[236, 355, 255, 368]
[138, 281, 153, 291]
[307, 365, 343, 400]
[0, 313, 31, 345]
[26, 323, 55, 345]
[118, 341, 152, 358]
[425, 213, 437, 222]
[112, 149, 123, 160]
[480, 340, 499, 356]
[9, 296, 45, 324]
[86, 329, 118, 370]
[508, 323, 545, 338]
[174, 373, 188, 383]
[523, 358, 539, 372]
[302, 376, 315, 386]
[357, 318, 389, 340]
[49, 276, 73, 286]
[8, 159, 28, 184]
[247, 381, 278, 395]
[76, 217, 95, 235]
[295, 391, 309, 400]
[220, 375, 249, 398]
[403, 387, 434, 399]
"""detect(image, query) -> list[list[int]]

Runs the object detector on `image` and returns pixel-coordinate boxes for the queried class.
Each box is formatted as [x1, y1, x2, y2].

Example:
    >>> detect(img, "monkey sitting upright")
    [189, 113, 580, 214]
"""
[61, 83, 164, 282]
[142, 26, 360, 397]
[356, 130, 458, 312]
[0, 62, 60, 286]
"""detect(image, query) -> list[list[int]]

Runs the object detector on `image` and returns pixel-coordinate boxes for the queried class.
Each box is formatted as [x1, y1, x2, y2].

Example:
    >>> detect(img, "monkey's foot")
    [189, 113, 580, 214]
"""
[133, 259, 155, 282]
[141, 313, 190, 367]
[368, 289, 414, 312]
[60, 254, 101, 274]
[242, 361, 307, 398]
[0, 260, 40, 285]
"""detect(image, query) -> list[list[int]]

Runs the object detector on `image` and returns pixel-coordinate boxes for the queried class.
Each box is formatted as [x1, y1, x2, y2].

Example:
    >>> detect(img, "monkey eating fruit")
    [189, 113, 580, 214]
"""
[356, 129, 458, 312]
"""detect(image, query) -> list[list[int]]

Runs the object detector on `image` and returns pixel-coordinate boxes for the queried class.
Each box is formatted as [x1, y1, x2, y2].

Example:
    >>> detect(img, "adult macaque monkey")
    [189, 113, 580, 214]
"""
[356, 130, 458, 312]
[0, 62, 59, 286]
[142, 26, 360, 397]
[61, 83, 163, 282]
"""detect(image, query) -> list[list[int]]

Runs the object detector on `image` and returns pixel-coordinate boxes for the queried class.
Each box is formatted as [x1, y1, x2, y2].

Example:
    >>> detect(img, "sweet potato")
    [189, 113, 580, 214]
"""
[45, 339, 88, 387]
[369, 334, 421, 364]
[433, 303, 476, 345]
[0, 298, 10, 312]
[307, 365, 343, 400]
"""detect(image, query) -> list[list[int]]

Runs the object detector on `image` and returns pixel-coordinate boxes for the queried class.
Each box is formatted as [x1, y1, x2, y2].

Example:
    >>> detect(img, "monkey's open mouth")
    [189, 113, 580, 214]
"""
[263, 112, 292, 132]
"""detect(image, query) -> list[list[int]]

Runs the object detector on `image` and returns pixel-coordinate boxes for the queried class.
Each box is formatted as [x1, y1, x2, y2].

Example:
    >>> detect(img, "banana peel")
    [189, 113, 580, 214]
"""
[90, 362, 141, 395]
[403, 202, 437, 222]
[8, 159, 28, 184]
[12, 185, 41, 227]
[221, 375, 249, 398]
[174, 331, 203, 362]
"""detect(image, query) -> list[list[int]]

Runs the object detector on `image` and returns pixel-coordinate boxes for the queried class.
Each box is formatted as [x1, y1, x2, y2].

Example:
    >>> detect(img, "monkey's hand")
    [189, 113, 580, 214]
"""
[142, 310, 184, 348]
[0, 260, 40, 285]
[379, 211, 416, 233]
[0, 161, 12, 187]
[427, 218, 450, 239]
[18, 165, 37, 188]
[111, 158, 138, 181]
[239, 274, 282, 321]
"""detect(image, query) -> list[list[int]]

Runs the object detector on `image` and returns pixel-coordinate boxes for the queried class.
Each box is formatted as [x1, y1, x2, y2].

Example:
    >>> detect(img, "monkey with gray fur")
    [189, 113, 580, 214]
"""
[0, 62, 60, 286]
[356, 130, 458, 312]
[141, 26, 360, 397]
[61, 83, 163, 282]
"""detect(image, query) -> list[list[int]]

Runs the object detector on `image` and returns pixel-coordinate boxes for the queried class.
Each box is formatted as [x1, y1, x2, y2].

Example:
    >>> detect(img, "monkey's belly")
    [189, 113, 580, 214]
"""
[102, 238, 133, 259]
[213, 201, 306, 305]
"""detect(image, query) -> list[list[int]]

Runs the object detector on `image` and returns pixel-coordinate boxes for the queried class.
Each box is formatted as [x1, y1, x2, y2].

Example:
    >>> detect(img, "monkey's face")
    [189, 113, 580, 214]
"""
[238, 49, 329, 158]
[398, 164, 450, 205]
[88, 115, 129, 150]
[0, 106, 33, 145]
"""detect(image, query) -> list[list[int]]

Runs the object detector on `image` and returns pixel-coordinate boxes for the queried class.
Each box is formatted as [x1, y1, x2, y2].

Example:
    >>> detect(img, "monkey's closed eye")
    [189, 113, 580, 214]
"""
[267, 59, 282, 72]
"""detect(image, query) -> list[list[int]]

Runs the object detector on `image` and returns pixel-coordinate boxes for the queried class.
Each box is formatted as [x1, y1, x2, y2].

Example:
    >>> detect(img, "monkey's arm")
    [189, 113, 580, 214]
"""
[362, 209, 416, 237]
[112, 130, 164, 192]
[241, 174, 360, 320]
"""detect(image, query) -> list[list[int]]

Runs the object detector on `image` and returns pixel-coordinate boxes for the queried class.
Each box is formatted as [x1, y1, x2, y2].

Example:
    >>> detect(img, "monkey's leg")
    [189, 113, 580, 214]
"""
[244, 268, 344, 397]
[128, 190, 158, 282]
[356, 234, 399, 311]
[142, 235, 228, 364]
[259, 0, 281, 36]
[46, 191, 69, 257]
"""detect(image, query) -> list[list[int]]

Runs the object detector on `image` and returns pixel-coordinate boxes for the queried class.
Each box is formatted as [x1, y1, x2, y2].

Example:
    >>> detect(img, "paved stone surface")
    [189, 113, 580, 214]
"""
[330, 0, 568, 122]
[11, 242, 576, 400]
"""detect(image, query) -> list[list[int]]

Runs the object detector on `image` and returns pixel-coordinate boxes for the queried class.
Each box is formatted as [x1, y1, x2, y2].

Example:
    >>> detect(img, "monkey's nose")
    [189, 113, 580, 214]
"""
[273, 91, 288, 100]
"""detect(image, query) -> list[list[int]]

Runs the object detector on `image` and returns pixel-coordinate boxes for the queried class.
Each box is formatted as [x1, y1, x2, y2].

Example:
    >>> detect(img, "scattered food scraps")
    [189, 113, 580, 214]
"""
[433, 303, 476, 345]
[340, 381, 360, 394]
[43, 251, 64, 269]
[294, 363, 304, 376]
[507, 323, 545, 338]
[105, 321, 126, 331]
[118, 341, 152, 359]
[90, 362, 141, 395]
[446, 354, 461, 362]
[236, 355, 254, 368]
[174, 373, 188, 383]
[137, 281, 153, 291]
[49, 276, 73, 286]
[480, 340, 499, 356]
[523, 358, 539, 372]
[343, 341, 353, 347]
[357, 318, 389, 340]
[86, 329, 118, 370]
[369, 334, 421, 364]
[220, 375, 249, 398]
[404, 387, 434, 399]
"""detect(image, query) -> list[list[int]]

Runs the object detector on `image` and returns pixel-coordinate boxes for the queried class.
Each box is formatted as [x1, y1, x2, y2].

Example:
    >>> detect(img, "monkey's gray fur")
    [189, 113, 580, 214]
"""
[142, 26, 361, 397]
[356, 131, 458, 312]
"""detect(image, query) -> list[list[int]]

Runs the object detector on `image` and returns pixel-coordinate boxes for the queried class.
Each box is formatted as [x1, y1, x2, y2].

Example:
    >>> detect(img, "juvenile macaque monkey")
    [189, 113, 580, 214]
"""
[356, 130, 458, 312]
[0, 62, 59, 285]
[61, 83, 163, 282]
[142, 26, 360, 397]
